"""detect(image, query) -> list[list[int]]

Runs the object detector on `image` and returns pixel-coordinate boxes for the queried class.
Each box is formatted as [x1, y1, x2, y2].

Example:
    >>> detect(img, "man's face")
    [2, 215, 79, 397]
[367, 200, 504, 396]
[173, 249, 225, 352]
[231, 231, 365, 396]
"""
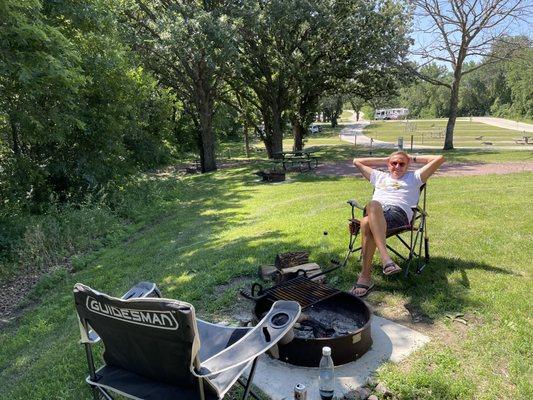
[388, 154, 409, 179]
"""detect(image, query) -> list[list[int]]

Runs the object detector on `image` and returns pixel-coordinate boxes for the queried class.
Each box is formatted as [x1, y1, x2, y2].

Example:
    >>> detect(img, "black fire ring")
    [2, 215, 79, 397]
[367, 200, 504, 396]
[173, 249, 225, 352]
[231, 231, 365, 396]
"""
[254, 291, 372, 367]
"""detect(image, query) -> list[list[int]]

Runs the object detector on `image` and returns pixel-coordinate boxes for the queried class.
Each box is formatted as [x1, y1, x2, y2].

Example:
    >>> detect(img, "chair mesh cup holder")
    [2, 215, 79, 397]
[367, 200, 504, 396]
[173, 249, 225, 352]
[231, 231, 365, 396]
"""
[269, 312, 295, 345]
[270, 312, 290, 328]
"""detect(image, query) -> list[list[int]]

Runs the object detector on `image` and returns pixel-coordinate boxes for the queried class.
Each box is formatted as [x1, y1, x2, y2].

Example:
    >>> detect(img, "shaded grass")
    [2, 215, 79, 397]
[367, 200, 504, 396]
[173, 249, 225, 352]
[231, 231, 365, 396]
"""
[0, 158, 532, 399]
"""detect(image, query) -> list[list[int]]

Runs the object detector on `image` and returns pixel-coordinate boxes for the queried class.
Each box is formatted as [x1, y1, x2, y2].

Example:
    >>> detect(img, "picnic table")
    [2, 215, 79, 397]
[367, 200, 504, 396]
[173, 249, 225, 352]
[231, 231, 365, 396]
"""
[271, 148, 320, 171]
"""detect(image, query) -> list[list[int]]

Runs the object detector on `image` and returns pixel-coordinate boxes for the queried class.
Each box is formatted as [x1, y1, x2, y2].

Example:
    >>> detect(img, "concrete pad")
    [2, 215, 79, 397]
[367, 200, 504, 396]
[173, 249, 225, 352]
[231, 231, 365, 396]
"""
[250, 315, 430, 400]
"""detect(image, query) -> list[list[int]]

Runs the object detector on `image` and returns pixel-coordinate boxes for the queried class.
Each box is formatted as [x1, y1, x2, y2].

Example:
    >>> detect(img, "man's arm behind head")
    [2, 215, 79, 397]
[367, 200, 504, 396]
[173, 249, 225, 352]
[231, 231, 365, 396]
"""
[353, 157, 388, 181]
[414, 155, 445, 183]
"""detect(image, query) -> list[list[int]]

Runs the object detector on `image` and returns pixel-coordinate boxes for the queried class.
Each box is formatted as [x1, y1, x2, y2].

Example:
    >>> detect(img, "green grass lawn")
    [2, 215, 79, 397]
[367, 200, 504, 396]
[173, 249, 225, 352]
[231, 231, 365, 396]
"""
[364, 120, 531, 147]
[1, 150, 532, 399]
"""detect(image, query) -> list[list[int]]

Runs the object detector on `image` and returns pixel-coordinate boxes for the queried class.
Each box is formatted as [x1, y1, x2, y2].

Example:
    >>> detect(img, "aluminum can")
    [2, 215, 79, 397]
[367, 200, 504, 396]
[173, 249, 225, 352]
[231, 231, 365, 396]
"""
[294, 383, 307, 400]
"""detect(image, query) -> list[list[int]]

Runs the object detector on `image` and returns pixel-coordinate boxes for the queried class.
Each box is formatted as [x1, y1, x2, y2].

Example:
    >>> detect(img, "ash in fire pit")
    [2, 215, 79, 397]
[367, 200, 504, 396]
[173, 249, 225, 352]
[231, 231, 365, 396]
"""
[294, 302, 367, 339]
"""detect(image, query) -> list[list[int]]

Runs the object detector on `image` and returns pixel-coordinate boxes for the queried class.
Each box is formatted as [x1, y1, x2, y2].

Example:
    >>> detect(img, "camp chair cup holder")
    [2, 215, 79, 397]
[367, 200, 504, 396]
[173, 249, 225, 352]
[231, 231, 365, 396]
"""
[269, 312, 296, 344]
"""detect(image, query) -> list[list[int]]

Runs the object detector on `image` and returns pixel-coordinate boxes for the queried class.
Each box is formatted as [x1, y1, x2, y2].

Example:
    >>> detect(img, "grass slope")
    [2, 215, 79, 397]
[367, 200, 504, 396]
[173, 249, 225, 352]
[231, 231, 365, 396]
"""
[0, 163, 532, 399]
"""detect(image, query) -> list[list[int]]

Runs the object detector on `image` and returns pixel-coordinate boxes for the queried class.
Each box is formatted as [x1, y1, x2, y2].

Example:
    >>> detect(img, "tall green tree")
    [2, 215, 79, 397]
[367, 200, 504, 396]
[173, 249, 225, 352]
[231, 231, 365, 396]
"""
[0, 0, 173, 209]
[121, 0, 235, 172]
[286, 0, 411, 151]
[0, 0, 85, 206]
[229, 0, 411, 154]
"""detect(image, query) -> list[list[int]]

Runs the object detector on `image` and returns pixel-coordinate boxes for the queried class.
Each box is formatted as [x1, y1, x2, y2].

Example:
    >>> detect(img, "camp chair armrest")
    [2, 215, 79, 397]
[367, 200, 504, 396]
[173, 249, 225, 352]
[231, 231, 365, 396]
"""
[347, 199, 365, 210]
[193, 300, 301, 377]
[411, 205, 427, 216]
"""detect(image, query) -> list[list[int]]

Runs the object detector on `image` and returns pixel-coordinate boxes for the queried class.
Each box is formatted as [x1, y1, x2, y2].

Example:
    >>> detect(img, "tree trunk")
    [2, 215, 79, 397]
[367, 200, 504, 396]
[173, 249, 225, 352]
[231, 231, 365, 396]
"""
[243, 124, 250, 158]
[9, 116, 20, 156]
[270, 102, 283, 155]
[198, 109, 216, 172]
[444, 53, 465, 151]
[262, 105, 283, 158]
[444, 79, 460, 150]
[194, 68, 217, 172]
[292, 121, 305, 151]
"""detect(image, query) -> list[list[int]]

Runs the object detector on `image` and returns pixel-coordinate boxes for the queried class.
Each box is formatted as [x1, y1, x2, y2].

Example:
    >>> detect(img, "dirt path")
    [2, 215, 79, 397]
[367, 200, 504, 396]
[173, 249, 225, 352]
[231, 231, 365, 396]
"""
[315, 161, 533, 177]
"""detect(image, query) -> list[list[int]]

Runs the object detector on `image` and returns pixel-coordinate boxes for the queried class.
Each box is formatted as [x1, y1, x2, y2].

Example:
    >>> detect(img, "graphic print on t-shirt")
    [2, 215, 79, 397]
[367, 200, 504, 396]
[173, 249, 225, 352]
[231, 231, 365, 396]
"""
[376, 180, 402, 190]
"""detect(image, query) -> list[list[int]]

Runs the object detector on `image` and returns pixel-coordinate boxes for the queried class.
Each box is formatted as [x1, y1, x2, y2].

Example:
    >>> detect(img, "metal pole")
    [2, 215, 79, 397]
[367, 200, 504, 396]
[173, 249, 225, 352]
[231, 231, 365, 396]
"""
[410, 135, 414, 151]
[242, 358, 259, 400]
[370, 138, 373, 155]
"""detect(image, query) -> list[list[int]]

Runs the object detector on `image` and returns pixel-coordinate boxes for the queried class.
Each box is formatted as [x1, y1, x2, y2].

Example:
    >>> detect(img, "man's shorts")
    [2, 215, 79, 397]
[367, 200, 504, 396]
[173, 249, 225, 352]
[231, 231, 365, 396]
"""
[382, 205, 409, 230]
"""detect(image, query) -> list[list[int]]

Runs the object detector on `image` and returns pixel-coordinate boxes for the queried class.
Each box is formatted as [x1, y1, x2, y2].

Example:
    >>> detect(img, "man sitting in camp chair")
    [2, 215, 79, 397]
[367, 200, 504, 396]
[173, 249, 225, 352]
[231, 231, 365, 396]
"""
[351, 151, 444, 297]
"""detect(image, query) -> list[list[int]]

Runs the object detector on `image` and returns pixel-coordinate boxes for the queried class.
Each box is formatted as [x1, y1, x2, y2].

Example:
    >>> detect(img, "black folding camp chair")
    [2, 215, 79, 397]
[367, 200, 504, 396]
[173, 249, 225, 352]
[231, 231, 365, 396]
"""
[346, 184, 429, 276]
[74, 282, 300, 400]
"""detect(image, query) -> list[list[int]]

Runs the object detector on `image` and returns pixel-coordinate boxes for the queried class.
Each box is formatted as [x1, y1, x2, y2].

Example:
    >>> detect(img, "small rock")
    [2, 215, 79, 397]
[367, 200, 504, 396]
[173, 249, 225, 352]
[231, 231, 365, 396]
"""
[217, 320, 230, 326]
[368, 395, 378, 400]
[343, 386, 372, 400]
[342, 389, 358, 400]
[375, 382, 393, 397]
[355, 386, 371, 399]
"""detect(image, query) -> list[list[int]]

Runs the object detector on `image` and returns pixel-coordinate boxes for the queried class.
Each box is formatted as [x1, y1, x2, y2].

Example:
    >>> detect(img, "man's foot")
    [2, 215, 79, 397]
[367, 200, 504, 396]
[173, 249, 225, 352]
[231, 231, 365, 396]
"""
[349, 280, 375, 297]
[382, 261, 402, 276]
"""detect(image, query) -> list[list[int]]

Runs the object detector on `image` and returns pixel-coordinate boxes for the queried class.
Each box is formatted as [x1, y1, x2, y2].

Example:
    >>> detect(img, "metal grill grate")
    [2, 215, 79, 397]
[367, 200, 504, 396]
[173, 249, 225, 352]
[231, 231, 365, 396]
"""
[261, 276, 340, 309]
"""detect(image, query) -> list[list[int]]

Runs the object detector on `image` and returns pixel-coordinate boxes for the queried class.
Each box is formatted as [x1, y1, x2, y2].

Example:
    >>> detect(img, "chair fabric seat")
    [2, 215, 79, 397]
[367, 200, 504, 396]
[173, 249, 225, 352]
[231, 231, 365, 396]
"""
[88, 365, 218, 400]
[386, 224, 412, 237]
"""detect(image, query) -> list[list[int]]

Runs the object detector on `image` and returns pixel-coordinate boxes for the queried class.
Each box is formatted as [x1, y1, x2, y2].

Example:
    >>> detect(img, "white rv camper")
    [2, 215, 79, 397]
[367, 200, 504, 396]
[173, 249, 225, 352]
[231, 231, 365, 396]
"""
[374, 108, 409, 120]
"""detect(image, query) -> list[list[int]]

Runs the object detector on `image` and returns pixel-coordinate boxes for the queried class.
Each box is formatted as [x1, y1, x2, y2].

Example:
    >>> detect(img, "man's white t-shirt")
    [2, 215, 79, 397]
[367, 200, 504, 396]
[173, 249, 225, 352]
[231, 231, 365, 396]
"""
[370, 169, 423, 221]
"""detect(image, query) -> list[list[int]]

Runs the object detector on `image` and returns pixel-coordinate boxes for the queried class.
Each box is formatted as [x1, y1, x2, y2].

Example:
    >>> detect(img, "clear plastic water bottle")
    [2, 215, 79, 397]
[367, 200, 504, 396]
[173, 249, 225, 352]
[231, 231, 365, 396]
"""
[320, 231, 330, 260]
[319, 346, 334, 400]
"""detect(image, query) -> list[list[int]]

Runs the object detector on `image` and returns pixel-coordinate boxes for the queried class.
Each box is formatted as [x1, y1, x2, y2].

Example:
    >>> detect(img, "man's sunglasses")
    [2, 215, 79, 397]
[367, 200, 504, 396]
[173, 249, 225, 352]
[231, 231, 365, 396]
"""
[389, 161, 406, 167]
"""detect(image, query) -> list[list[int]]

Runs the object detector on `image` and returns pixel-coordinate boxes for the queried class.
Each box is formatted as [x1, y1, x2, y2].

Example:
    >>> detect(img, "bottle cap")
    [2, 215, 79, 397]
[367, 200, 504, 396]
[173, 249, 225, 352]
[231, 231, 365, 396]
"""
[322, 346, 331, 356]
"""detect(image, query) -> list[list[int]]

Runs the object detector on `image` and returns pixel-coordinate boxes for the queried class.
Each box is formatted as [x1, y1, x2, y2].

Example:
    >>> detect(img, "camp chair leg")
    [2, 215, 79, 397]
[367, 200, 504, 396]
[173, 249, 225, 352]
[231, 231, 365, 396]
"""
[242, 357, 259, 400]
[424, 237, 430, 264]
[96, 387, 114, 400]
[198, 377, 206, 400]
[386, 244, 407, 260]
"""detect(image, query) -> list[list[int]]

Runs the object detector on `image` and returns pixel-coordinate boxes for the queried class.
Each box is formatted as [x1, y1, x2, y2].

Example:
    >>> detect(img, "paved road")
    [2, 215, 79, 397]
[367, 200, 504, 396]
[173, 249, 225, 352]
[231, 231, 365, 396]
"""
[471, 117, 533, 133]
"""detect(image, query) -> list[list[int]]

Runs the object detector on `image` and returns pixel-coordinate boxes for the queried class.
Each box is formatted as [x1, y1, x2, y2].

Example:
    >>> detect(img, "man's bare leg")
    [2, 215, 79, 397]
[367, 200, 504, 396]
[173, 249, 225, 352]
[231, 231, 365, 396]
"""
[353, 217, 376, 296]
[366, 200, 402, 275]
[366, 201, 393, 265]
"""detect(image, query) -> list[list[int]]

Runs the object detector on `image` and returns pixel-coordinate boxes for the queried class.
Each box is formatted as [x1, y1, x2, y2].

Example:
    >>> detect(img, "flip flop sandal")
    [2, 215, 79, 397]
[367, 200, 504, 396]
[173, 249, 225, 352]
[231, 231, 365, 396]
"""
[349, 282, 375, 298]
[383, 261, 402, 276]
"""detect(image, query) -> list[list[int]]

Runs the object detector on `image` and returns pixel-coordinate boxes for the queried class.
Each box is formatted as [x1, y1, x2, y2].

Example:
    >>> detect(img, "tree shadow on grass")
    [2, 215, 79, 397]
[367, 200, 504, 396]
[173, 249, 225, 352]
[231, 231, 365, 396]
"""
[372, 255, 520, 322]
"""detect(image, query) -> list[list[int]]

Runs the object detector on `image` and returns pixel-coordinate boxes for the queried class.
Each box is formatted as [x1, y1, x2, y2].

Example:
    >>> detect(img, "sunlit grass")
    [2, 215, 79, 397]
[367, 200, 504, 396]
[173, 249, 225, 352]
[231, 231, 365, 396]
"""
[0, 146, 532, 399]
[364, 120, 530, 147]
